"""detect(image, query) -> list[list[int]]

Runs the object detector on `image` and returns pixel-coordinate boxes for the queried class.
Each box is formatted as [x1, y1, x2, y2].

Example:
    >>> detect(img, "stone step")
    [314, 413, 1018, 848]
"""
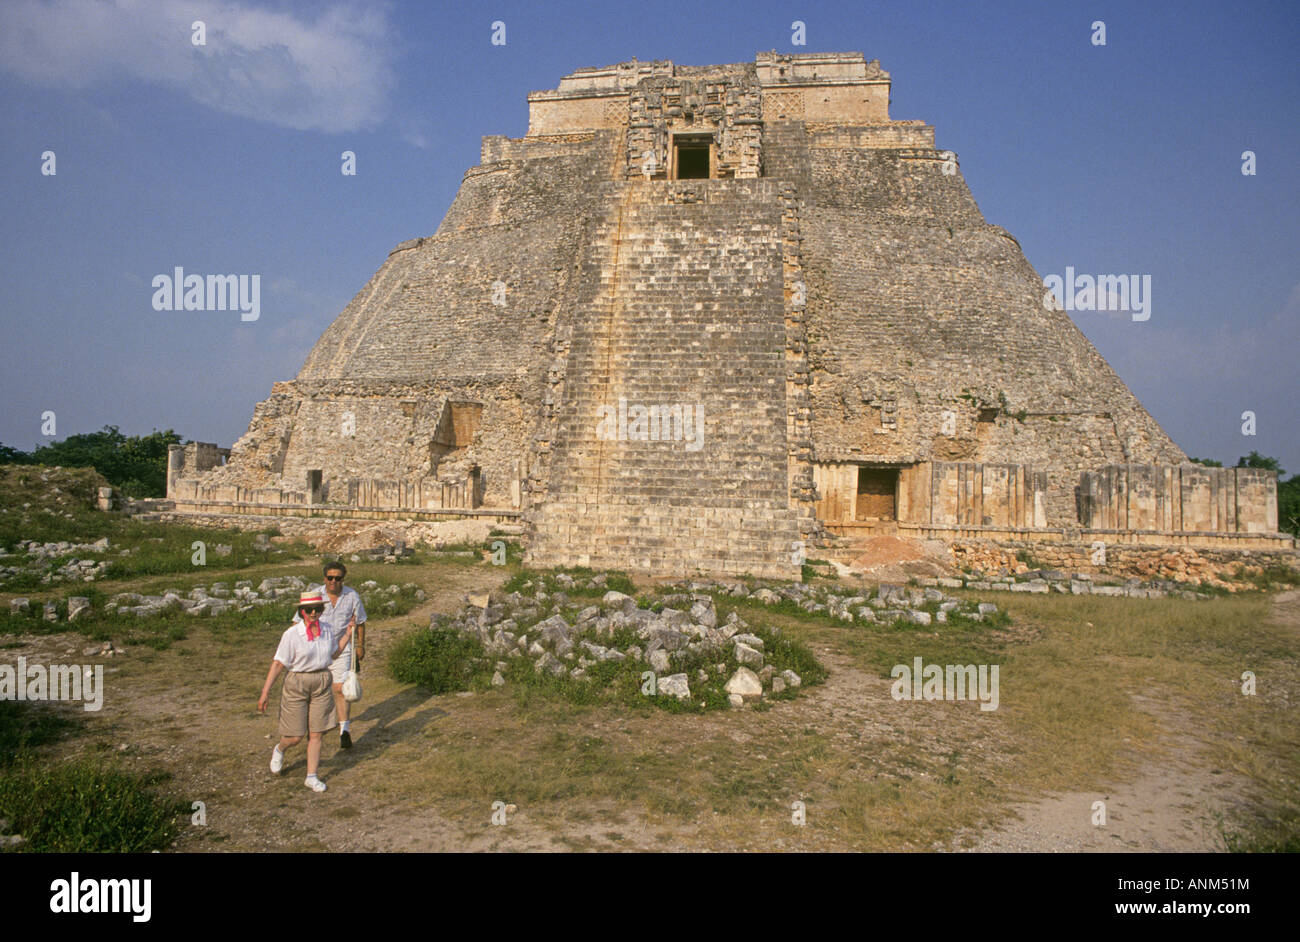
[529, 182, 799, 579]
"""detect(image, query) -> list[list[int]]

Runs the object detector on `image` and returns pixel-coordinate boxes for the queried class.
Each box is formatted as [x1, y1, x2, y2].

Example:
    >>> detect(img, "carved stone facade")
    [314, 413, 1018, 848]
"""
[624, 68, 763, 180]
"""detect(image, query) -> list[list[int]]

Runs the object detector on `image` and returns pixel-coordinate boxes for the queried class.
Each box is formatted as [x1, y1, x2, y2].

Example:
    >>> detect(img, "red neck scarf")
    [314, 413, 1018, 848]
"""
[303, 613, 321, 641]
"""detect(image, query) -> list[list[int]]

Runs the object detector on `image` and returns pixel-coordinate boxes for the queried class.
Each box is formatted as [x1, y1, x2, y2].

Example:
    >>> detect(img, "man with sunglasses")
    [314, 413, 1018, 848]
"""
[293, 560, 367, 749]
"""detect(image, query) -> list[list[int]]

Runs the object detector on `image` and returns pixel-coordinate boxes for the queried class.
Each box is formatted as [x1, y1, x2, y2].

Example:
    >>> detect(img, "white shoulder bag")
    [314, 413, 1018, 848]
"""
[341, 616, 363, 702]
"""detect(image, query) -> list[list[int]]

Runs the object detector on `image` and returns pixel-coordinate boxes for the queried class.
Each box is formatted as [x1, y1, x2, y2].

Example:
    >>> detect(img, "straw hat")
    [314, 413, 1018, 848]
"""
[297, 590, 325, 611]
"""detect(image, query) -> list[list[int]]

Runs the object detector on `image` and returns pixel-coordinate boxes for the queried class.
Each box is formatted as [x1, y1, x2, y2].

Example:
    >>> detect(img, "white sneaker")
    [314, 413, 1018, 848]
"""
[270, 746, 284, 774]
[305, 777, 327, 793]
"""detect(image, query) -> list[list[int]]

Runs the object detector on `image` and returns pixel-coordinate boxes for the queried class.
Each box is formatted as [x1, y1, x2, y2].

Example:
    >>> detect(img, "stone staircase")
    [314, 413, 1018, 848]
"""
[526, 179, 801, 578]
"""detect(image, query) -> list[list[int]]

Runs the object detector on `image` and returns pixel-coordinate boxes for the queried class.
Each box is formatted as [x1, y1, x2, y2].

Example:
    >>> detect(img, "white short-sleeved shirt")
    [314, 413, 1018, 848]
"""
[273, 619, 342, 673]
[292, 585, 367, 662]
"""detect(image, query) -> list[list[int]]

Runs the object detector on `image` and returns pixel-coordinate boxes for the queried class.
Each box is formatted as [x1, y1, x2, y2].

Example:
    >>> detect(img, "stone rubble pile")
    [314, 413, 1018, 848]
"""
[9, 537, 111, 558]
[916, 571, 1213, 600]
[948, 542, 1272, 589]
[348, 542, 416, 564]
[103, 575, 312, 619]
[10, 577, 422, 624]
[443, 577, 803, 707]
[0, 537, 113, 585]
[662, 577, 995, 625]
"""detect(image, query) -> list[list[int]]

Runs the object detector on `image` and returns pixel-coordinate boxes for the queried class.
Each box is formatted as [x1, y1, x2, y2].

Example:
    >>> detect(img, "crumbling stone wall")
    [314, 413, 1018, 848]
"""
[1079, 464, 1278, 533]
[166, 441, 229, 496]
[951, 538, 1299, 587]
[201, 379, 532, 508]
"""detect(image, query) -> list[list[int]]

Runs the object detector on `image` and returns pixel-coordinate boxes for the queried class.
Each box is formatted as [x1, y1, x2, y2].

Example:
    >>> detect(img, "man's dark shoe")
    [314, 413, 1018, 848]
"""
[340, 730, 352, 749]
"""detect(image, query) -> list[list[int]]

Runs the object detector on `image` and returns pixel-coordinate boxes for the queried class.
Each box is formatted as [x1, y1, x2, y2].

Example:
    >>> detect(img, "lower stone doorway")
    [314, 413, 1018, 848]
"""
[856, 467, 898, 521]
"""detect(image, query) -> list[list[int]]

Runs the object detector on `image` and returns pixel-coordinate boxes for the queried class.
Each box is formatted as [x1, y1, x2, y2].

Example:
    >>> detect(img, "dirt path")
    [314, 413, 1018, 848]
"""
[950, 724, 1241, 852]
[948, 590, 1300, 852]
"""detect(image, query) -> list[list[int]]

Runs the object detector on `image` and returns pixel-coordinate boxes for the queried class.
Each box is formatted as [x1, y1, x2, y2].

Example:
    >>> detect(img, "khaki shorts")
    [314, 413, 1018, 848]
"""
[278, 670, 337, 738]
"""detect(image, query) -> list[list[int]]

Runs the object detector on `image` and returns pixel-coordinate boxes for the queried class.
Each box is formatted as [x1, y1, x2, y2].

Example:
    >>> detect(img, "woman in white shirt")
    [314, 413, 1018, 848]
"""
[257, 590, 355, 792]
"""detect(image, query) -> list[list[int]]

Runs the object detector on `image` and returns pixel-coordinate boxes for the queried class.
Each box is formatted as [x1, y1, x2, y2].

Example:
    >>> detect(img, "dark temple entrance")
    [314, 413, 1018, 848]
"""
[673, 136, 711, 179]
[856, 467, 899, 520]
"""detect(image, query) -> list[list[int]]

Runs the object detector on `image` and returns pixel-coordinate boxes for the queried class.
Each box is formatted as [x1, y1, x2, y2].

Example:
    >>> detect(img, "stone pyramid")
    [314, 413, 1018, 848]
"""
[189, 53, 1192, 579]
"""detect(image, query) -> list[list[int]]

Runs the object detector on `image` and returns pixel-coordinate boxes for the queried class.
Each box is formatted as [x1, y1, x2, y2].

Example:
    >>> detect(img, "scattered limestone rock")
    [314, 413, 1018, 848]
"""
[689, 599, 717, 628]
[535, 614, 571, 643]
[658, 673, 691, 700]
[534, 651, 565, 677]
[733, 642, 764, 669]
[725, 666, 763, 700]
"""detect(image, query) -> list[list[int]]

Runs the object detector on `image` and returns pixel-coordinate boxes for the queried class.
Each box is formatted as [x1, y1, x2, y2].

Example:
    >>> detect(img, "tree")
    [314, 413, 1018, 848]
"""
[1236, 451, 1285, 476]
[0, 426, 183, 497]
[1279, 474, 1300, 538]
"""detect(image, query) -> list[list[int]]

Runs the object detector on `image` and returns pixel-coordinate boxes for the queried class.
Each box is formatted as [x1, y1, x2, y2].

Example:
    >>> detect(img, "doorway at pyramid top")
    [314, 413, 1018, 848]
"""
[672, 134, 712, 179]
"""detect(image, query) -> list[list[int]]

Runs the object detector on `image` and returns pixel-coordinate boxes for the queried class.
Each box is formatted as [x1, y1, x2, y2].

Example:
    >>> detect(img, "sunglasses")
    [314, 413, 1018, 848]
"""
[324, 575, 344, 582]
[301, 606, 324, 614]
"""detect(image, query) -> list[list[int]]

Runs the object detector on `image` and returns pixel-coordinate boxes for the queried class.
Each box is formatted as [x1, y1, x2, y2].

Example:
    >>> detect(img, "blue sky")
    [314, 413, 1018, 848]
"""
[1, 0, 1296, 472]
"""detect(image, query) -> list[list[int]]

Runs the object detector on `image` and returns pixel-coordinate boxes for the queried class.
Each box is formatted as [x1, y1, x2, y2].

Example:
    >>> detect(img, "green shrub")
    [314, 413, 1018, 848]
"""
[387, 626, 488, 693]
[601, 573, 637, 596]
[0, 755, 185, 852]
[1278, 476, 1300, 538]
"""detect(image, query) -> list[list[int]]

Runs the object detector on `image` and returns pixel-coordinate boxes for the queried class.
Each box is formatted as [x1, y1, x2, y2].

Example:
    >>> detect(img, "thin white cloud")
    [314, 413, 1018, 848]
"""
[0, 0, 396, 132]
[399, 125, 432, 150]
